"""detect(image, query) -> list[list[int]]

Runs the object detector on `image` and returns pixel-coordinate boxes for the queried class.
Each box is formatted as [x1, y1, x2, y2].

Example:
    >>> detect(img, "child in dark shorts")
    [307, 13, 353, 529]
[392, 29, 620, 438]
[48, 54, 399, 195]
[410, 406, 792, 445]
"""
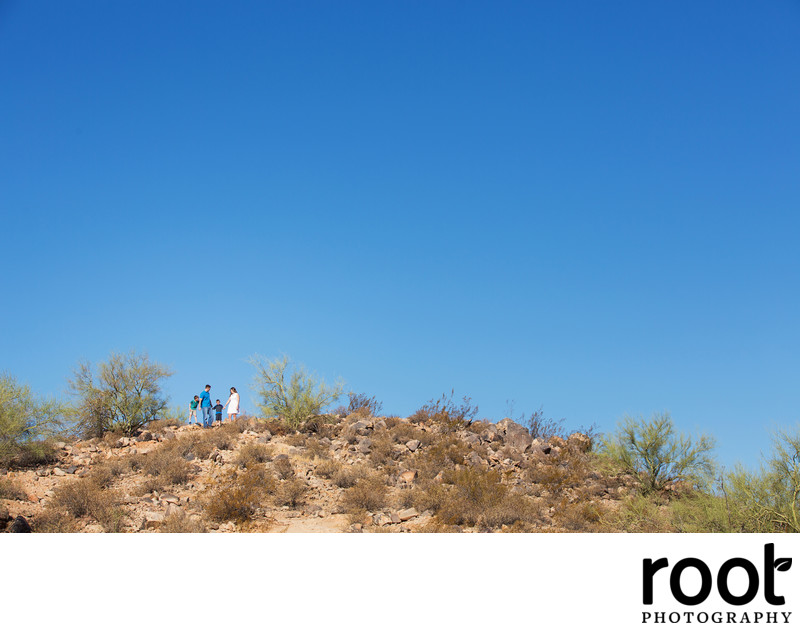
[213, 399, 224, 425]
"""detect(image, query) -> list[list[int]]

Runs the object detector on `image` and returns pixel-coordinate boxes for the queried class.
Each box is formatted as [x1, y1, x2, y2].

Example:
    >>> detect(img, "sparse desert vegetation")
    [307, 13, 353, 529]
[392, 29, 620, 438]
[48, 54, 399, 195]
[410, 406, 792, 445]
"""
[1, 363, 797, 533]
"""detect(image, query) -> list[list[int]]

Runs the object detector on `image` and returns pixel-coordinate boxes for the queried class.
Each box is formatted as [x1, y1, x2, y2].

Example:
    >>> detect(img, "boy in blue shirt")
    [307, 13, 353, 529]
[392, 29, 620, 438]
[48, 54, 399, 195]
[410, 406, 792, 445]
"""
[213, 399, 224, 425]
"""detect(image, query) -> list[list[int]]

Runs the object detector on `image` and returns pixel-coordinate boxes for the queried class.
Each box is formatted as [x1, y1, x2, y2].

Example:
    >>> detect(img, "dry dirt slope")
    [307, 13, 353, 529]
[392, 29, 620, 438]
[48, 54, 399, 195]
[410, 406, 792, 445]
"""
[0, 413, 637, 533]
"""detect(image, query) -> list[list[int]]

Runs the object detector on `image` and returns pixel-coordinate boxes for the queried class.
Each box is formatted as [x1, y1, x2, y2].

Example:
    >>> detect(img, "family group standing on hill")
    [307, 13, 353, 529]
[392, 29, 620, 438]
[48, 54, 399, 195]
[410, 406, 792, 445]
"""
[187, 384, 239, 428]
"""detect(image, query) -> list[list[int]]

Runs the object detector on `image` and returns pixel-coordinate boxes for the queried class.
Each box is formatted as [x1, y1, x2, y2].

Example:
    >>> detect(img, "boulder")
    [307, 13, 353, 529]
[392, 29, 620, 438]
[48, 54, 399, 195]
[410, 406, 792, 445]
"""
[357, 438, 372, 454]
[568, 432, 592, 453]
[405, 439, 421, 452]
[8, 516, 31, 533]
[398, 470, 418, 485]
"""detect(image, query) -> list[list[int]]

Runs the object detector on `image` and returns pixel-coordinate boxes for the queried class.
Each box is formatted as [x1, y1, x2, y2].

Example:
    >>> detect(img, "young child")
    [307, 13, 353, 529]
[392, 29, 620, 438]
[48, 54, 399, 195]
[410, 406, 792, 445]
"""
[213, 399, 224, 426]
[188, 395, 200, 425]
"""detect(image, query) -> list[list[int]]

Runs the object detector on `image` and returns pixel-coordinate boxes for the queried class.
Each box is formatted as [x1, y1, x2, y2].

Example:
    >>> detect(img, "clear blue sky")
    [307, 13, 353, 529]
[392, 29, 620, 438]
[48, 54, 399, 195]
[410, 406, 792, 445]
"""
[2, 1, 798, 470]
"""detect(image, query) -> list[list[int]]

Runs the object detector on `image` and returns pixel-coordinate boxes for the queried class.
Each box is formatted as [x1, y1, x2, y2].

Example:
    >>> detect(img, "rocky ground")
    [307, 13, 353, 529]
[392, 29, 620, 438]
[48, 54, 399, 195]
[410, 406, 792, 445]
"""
[0, 413, 639, 533]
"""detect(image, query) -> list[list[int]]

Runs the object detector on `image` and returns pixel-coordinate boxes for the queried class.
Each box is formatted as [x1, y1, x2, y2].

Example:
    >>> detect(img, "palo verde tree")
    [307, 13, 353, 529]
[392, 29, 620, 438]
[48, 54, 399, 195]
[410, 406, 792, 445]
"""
[727, 427, 800, 533]
[0, 373, 65, 467]
[69, 350, 173, 437]
[249, 354, 344, 430]
[602, 412, 716, 494]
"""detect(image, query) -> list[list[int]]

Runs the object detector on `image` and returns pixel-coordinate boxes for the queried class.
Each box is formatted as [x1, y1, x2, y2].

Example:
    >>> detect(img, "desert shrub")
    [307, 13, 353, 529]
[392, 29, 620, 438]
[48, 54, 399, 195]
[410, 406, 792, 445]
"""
[521, 407, 566, 440]
[0, 373, 65, 468]
[667, 492, 733, 533]
[314, 459, 342, 479]
[235, 443, 273, 468]
[249, 354, 345, 430]
[31, 508, 81, 533]
[203, 466, 274, 523]
[389, 422, 428, 445]
[305, 438, 332, 460]
[272, 456, 295, 480]
[550, 496, 604, 532]
[600, 495, 675, 532]
[342, 476, 387, 512]
[88, 464, 118, 489]
[726, 427, 800, 533]
[142, 446, 192, 485]
[284, 433, 307, 447]
[410, 435, 470, 480]
[524, 445, 595, 495]
[332, 464, 369, 489]
[160, 512, 208, 533]
[383, 416, 402, 430]
[602, 412, 715, 494]
[0, 477, 26, 500]
[432, 468, 538, 529]
[347, 392, 383, 417]
[368, 432, 396, 466]
[174, 433, 213, 460]
[275, 478, 308, 507]
[50, 478, 127, 532]
[69, 350, 173, 437]
[409, 390, 478, 431]
[261, 418, 289, 436]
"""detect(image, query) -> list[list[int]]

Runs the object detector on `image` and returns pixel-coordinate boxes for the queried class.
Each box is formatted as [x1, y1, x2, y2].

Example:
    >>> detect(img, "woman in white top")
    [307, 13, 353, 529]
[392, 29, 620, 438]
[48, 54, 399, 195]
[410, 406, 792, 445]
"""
[224, 386, 240, 423]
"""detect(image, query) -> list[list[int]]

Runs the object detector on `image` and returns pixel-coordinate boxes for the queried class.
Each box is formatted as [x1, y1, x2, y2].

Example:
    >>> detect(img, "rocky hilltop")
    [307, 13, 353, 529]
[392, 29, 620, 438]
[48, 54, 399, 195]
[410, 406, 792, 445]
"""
[0, 413, 638, 533]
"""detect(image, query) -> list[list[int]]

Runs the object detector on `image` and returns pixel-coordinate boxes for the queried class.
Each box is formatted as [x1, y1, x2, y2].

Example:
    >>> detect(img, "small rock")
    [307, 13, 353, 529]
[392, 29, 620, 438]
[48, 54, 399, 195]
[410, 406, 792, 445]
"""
[349, 523, 363, 533]
[52, 467, 66, 476]
[405, 439, 421, 452]
[163, 431, 176, 440]
[64, 465, 78, 475]
[84, 524, 104, 533]
[143, 511, 166, 527]
[357, 438, 372, 454]
[26, 494, 39, 503]
[398, 508, 419, 522]
[398, 470, 418, 484]
[374, 514, 392, 527]
[139, 431, 153, 442]
[390, 512, 401, 525]
[184, 452, 196, 461]
[0, 506, 9, 526]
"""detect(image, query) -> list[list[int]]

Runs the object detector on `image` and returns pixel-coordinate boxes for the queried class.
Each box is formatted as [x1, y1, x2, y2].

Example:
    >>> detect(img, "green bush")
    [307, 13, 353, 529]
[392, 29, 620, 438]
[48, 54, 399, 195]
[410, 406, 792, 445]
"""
[69, 350, 173, 437]
[727, 427, 800, 533]
[0, 373, 65, 467]
[249, 355, 344, 430]
[602, 412, 716, 494]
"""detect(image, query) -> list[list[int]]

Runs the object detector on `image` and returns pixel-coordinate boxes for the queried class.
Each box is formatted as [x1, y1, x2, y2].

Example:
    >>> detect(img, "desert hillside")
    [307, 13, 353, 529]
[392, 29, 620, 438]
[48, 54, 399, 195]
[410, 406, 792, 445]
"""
[1, 411, 642, 533]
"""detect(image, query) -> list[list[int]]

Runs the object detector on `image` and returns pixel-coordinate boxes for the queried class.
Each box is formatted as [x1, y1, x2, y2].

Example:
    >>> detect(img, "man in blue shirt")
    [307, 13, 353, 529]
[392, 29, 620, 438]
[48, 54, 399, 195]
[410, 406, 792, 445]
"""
[199, 384, 213, 428]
